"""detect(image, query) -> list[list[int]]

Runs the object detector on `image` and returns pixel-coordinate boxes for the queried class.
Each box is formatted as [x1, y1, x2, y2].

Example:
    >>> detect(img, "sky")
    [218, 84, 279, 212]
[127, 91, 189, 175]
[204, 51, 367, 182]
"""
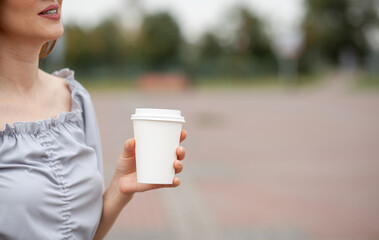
[62, 0, 304, 44]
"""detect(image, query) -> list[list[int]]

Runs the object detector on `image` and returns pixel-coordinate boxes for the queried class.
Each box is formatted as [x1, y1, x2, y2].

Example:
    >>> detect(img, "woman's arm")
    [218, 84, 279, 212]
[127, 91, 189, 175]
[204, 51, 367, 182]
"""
[93, 130, 187, 240]
[92, 174, 134, 240]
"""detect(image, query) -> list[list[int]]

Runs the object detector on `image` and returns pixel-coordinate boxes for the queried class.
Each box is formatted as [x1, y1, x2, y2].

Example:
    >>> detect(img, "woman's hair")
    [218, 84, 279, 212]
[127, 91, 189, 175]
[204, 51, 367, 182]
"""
[39, 40, 57, 58]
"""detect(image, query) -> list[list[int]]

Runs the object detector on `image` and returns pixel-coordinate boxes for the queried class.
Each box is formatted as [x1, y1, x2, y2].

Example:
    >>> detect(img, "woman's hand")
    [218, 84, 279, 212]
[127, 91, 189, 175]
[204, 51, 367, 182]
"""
[114, 129, 187, 196]
[94, 130, 186, 240]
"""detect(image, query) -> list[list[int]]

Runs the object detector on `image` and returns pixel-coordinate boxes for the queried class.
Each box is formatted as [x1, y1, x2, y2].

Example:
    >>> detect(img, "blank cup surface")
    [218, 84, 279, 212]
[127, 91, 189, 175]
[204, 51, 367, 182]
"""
[131, 109, 185, 184]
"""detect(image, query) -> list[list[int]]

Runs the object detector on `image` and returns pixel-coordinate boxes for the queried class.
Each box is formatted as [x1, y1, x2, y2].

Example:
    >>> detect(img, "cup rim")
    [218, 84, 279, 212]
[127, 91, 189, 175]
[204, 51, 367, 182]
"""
[131, 108, 185, 123]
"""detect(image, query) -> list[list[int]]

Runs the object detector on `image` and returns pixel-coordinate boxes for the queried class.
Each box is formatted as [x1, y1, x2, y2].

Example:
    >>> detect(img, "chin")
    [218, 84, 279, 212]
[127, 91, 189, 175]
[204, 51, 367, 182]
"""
[41, 25, 64, 41]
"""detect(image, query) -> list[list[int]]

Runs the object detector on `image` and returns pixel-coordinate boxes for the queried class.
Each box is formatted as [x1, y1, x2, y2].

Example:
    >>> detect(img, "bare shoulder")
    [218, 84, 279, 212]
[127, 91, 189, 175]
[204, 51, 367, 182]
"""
[38, 69, 72, 112]
[38, 69, 69, 93]
[39, 69, 66, 86]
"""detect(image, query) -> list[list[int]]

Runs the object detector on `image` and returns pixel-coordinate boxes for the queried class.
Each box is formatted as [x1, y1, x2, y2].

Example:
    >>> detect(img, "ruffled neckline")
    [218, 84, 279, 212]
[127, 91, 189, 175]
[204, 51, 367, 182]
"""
[0, 68, 83, 136]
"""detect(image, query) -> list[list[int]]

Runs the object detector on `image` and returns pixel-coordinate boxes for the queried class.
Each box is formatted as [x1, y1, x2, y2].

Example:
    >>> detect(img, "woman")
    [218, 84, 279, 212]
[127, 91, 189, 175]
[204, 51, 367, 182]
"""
[0, 1, 187, 239]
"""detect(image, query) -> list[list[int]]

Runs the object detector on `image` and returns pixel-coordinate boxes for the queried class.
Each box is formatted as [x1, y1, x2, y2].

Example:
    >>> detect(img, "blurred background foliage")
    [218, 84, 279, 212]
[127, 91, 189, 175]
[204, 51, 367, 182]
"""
[40, 0, 379, 86]
[300, 0, 379, 72]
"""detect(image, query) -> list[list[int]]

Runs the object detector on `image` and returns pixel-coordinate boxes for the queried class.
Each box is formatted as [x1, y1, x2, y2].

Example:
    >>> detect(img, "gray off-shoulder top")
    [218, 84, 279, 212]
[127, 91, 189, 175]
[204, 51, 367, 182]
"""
[0, 69, 104, 240]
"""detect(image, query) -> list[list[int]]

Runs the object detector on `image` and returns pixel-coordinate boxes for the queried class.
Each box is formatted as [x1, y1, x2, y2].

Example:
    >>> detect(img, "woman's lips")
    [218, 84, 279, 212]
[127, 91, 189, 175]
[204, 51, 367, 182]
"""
[38, 4, 60, 20]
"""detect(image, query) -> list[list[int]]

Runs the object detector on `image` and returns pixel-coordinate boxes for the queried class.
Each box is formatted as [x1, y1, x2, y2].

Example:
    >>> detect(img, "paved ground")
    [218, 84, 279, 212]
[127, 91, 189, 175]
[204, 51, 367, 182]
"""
[91, 73, 379, 240]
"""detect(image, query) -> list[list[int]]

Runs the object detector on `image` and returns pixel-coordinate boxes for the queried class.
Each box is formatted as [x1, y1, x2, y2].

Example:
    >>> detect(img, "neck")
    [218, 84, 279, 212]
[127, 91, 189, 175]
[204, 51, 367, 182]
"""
[0, 35, 44, 96]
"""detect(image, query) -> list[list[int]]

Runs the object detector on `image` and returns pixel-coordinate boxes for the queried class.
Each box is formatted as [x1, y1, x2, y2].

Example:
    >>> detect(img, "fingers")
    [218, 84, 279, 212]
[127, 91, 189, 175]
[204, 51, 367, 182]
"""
[180, 129, 187, 143]
[174, 160, 183, 174]
[173, 177, 180, 186]
[176, 146, 186, 160]
[152, 157, 184, 190]
[121, 138, 135, 159]
[175, 146, 185, 174]
[151, 177, 181, 189]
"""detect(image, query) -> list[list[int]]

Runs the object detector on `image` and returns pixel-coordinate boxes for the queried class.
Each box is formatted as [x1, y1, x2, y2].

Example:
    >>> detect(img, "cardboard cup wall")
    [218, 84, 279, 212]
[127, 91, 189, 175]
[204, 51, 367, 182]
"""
[131, 108, 185, 184]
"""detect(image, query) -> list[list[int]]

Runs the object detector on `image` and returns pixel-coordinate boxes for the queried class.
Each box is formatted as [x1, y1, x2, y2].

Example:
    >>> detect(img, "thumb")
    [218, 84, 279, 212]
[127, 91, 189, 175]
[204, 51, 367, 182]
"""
[121, 138, 135, 159]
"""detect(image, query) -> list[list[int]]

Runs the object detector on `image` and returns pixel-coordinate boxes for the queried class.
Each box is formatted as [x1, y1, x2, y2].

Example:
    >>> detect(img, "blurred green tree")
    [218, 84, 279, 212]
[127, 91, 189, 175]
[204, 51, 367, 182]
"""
[233, 8, 274, 60]
[65, 25, 90, 70]
[229, 7, 276, 77]
[65, 20, 127, 73]
[192, 6, 277, 78]
[301, 0, 379, 71]
[198, 32, 224, 59]
[136, 12, 183, 70]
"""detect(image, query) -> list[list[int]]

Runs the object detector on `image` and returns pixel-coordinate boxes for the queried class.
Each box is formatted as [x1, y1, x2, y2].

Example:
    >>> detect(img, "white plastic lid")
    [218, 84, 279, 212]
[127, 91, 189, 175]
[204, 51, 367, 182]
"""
[131, 108, 185, 123]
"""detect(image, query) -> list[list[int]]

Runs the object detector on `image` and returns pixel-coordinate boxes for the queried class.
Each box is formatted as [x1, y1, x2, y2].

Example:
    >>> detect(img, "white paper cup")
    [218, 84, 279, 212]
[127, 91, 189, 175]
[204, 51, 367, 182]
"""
[131, 108, 185, 184]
